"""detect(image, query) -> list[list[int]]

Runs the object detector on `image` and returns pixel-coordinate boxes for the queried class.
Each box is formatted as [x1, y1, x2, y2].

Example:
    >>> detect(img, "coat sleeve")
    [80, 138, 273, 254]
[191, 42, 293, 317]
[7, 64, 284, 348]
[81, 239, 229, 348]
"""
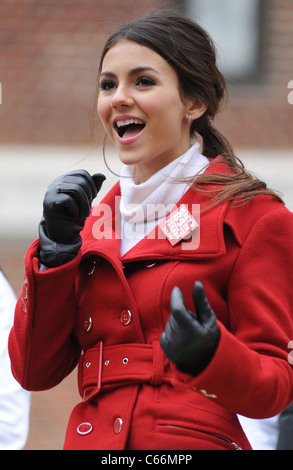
[171, 205, 293, 419]
[8, 240, 82, 391]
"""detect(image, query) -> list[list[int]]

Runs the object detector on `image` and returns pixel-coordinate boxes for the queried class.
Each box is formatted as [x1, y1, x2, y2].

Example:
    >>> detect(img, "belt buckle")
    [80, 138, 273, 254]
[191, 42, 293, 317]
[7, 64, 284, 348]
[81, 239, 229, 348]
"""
[82, 341, 103, 402]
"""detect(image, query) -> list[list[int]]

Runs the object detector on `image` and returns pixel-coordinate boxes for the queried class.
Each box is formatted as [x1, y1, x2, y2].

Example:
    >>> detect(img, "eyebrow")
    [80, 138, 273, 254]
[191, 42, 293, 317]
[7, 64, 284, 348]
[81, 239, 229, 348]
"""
[100, 66, 159, 78]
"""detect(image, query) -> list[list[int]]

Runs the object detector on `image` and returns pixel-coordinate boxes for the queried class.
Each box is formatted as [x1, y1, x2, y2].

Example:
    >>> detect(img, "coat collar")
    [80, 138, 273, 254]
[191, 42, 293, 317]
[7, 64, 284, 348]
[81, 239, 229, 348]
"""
[81, 158, 233, 263]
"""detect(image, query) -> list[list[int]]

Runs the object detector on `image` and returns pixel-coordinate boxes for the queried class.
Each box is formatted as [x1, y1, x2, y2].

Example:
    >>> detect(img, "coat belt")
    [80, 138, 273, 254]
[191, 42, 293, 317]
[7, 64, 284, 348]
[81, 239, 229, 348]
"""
[78, 340, 171, 402]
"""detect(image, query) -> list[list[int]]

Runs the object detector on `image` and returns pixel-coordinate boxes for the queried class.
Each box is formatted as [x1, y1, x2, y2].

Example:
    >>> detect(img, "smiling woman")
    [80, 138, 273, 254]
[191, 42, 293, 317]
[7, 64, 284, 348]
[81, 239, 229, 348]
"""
[8, 10, 293, 452]
[92, 10, 282, 205]
[97, 39, 204, 183]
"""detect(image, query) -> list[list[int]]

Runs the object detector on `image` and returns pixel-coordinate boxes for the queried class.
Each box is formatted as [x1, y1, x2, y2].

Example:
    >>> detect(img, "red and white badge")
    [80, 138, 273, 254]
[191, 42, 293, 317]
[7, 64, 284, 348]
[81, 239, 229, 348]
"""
[159, 204, 199, 246]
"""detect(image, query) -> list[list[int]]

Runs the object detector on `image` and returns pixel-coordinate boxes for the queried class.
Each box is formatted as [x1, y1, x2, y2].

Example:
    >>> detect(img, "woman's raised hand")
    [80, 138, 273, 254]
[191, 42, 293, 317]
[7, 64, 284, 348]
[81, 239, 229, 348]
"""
[38, 170, 105, 267]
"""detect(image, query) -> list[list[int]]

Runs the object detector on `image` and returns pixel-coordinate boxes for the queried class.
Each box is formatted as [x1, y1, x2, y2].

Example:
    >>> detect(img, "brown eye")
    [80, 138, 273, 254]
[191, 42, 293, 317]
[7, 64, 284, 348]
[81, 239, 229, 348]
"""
[136, 77, 156, 87]
[100, 80, 116, 91]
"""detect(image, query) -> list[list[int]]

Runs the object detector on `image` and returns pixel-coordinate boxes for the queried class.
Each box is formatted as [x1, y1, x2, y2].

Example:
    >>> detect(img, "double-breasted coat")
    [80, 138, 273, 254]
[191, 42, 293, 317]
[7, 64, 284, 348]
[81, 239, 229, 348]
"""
[8, 160, 293, 450]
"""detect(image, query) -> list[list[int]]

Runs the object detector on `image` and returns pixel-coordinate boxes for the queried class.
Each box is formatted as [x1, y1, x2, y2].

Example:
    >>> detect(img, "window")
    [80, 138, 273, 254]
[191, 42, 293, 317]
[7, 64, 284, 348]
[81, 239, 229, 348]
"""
[184, 0, 263, 83]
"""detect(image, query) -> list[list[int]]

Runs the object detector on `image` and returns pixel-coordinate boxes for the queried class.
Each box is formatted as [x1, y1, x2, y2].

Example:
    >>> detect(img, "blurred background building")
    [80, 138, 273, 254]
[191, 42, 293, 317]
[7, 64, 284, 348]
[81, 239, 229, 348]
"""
[0, 0, 292, 449]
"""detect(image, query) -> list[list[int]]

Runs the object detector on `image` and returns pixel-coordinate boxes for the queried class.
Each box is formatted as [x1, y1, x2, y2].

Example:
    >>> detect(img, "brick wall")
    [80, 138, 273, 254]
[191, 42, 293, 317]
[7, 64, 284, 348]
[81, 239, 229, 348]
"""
[1, 0, 292, 148]
[0, 0, 292, 148]
[215, 0, 293, 148]
[0, 0, 167, 145]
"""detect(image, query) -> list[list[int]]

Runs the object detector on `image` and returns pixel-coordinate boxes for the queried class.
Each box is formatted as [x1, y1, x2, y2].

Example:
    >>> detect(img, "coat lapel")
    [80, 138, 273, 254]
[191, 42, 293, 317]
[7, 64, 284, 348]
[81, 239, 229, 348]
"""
[81, 159, 230, 264]
[121, 188, 229, 262]
[81, 182, 122, 263]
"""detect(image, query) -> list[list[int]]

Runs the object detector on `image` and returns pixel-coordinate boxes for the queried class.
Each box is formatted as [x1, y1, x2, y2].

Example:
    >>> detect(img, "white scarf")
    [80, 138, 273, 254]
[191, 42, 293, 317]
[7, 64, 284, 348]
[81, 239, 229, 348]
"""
[119, 142, 209, 256]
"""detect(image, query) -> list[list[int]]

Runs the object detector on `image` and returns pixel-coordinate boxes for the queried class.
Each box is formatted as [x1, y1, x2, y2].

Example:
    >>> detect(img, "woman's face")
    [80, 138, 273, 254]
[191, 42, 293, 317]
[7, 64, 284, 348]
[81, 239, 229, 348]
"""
[98, 40, 205, 183]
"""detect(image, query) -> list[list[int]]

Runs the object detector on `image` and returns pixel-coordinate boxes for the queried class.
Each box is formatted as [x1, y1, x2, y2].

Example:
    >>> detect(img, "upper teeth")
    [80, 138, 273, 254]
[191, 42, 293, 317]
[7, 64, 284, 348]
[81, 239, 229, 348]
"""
[116, 119, 144, 128]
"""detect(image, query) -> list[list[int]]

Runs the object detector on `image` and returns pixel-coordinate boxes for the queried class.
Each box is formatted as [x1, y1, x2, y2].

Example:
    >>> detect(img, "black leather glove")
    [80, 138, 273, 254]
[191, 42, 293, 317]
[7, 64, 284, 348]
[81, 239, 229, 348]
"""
[160, 281, 220, 376]
[38, 170, 105, 267]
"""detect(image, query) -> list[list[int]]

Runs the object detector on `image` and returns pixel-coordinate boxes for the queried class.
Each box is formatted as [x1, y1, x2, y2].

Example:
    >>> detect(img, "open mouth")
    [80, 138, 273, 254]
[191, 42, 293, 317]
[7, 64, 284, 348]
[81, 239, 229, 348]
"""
[115, 118, 146, 139]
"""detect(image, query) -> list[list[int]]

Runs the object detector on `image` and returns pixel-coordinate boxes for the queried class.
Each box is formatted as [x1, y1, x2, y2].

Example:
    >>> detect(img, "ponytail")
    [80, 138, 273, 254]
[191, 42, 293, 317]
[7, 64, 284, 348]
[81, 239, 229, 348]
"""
[192, 114, 234, 161]
[192, 115, 283, 209]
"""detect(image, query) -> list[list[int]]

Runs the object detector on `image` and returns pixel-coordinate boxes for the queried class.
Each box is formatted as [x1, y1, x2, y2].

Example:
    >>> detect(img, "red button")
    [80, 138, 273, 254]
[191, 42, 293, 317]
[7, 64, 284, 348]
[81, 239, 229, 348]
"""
[120, 310, 131, 326]
[23, 285, 28, 300]
[83, 315, 92, 332]
[114, 417, 123, 433]
[21, 297, 27, 313]
[77, 422, 93, 435]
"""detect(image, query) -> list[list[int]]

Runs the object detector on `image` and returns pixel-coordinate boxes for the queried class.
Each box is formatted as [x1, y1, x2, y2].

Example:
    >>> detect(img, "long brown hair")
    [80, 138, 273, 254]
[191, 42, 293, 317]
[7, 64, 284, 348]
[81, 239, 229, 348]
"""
[91, 10, 283, 207]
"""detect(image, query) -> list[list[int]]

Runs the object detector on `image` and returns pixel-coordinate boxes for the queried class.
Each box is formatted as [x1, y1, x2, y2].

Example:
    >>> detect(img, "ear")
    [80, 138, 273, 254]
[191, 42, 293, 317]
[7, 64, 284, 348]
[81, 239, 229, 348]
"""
[185, 98, 207, 123]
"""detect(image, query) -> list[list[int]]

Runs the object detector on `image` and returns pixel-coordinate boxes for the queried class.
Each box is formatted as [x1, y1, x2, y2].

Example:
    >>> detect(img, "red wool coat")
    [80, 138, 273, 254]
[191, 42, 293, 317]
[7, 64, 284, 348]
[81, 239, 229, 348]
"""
[8, 161, 293, 450]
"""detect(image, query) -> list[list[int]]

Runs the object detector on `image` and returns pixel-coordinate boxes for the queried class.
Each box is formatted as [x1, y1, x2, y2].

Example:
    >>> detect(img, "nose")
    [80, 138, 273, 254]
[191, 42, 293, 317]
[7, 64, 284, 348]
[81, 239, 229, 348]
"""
[111, 85, 134, 109]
